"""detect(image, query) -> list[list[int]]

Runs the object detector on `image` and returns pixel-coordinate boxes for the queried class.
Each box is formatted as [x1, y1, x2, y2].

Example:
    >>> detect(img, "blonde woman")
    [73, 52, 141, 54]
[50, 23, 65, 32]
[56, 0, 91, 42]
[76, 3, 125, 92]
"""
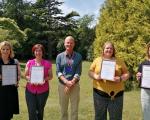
[0, 41, 21, 120]
[89, 42, 129, 120]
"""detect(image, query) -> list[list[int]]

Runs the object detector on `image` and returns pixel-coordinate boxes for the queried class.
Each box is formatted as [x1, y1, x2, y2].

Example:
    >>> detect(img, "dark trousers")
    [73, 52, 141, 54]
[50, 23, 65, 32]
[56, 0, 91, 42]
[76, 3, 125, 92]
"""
[93, 90, 123, 120]
[25, 89, 49, 120]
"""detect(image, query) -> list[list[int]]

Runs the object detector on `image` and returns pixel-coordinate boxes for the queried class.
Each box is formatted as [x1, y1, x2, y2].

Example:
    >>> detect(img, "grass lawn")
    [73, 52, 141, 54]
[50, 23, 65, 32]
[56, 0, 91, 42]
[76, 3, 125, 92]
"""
[13, 61, 142, 120]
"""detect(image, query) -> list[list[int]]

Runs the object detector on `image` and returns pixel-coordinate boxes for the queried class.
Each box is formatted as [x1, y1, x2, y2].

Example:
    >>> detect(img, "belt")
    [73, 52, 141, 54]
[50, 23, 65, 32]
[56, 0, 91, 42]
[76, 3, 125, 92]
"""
[93, 88, 124, 100]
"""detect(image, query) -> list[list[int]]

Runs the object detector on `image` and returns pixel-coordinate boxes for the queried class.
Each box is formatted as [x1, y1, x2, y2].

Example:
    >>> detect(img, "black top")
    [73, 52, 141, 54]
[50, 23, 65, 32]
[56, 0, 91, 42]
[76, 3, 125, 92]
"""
[138, 60, 150, 89]
[0, 58, 19, 120]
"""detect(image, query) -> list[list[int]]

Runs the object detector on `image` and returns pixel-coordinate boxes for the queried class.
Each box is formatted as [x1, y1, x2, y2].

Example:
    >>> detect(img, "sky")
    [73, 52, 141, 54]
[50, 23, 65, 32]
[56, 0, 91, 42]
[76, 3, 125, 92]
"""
[28, 0, 105, 19]
[59, 0, 105, 18]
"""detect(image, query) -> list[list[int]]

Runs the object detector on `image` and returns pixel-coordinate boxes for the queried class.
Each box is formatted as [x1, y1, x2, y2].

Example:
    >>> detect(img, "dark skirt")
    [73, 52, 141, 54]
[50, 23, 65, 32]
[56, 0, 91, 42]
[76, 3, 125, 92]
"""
[0, 81, 19, 119]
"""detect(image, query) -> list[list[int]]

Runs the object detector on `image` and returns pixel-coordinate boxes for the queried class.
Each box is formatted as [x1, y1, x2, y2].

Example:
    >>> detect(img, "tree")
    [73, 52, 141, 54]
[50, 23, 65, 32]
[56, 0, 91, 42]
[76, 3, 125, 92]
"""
[0, 0, 25, 29]
[56, 14, 96, 60]
[76, 15, 95, 60]
[0, 17, 26, 55]
[94, 0, 150, 90]
[22, 0, 79, 59]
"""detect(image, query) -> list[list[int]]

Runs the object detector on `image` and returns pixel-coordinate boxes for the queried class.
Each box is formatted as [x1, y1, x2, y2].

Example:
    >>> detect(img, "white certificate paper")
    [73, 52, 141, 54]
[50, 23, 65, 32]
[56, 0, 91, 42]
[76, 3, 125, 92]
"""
[30, 66, 44, 84]
[100, 60, 116, 81]
[141, 65, 150, 88]
[2, 65, 17, 86]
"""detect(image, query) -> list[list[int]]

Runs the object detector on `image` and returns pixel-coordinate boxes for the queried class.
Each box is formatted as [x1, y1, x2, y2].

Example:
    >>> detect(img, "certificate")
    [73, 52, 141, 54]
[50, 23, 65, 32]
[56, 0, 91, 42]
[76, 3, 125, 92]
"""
[100, 60, 116, 81]
[30, 66, 44, 84]
[141, 65, 150, 88]
[2, 65, 17, 86]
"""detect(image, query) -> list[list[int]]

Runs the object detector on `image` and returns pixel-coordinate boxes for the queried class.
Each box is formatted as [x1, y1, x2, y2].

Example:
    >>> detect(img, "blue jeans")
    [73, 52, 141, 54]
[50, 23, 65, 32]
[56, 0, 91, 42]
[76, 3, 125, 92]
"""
[141, 89, 150, 120]
[93, 90, 123, 120]
[25, 89, 49, 120]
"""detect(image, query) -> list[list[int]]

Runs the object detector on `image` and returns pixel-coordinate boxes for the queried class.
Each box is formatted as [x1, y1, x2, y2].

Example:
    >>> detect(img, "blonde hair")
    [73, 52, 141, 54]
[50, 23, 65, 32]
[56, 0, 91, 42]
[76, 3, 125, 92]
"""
[102, 41, 115, 57]
[64, 36, 75, 42]
[0, 41, 14, 58]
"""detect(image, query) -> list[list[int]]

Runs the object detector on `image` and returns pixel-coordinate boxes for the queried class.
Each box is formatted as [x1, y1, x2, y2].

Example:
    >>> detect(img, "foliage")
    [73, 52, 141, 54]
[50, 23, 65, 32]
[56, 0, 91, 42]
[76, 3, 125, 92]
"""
[0, 0, 96, 60]
[0, 17, 26, 48]
[94, 0, 150, 90]
[75, 15, 96, 60]
[0, 0, 26, 29]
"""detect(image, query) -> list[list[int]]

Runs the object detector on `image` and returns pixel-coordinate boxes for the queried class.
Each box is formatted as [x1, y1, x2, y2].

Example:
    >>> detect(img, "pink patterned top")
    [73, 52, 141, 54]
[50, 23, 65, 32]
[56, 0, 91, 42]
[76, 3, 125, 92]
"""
[25, 59, 52, 94]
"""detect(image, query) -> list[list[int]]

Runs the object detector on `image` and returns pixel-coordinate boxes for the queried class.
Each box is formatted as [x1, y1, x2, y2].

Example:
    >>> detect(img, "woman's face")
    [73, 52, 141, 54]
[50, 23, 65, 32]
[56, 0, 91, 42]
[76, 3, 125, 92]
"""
[1, 45, 11, 58]
[34, 48, 43, 58]
[103, 43, 114, 58]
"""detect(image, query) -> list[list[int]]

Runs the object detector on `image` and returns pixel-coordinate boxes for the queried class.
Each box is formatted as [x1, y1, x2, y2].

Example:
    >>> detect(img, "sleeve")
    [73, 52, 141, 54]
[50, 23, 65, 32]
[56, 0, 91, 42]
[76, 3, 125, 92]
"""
[120, 60, 128, 74]
[25, 60, 31, 75]
[56, 54, 63, 78]
[14, 59, 21, 81]
[89, 59, 97, 72]
[74, 55, 82, 80]
[46, 60, 52, 70]
[138, 63, 143, 73]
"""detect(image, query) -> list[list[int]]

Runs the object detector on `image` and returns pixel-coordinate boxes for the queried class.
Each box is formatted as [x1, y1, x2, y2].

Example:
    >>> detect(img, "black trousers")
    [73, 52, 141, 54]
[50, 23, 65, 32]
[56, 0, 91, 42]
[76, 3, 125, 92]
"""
[25, 89, 49, 120]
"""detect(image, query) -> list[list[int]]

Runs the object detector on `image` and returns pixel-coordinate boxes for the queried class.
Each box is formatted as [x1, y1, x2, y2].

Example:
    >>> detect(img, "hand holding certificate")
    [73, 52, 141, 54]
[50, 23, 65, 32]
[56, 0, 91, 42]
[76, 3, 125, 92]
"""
[141, 65, 150, 88]
[2, 65, 17, 86]
[100, 60, 116, 81]
[30, 66, 44, 84]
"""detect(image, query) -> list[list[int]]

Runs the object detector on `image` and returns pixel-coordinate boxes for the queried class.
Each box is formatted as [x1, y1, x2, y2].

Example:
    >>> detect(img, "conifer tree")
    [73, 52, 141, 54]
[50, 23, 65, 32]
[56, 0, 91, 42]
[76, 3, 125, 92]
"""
[94, 0, 150, 89]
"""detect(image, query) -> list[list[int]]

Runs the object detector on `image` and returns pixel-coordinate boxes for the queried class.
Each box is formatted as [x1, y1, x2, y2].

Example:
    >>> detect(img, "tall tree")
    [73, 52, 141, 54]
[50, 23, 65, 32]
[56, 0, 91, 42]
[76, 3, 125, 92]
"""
[76, 15, 95, 60]
[0, 0, 25, 29]
[23, 0, 79, 59]
[94, 0, 150, 89]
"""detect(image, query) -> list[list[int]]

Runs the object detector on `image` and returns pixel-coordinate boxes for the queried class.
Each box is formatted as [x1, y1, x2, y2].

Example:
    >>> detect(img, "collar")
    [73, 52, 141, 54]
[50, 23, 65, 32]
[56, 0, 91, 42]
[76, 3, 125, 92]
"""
[64, 51, 74, 58]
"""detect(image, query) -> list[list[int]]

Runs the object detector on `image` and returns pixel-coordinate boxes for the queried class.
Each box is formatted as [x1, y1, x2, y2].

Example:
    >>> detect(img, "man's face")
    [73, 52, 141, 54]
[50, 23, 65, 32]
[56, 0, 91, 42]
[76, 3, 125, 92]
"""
[64, 38, 75, 52]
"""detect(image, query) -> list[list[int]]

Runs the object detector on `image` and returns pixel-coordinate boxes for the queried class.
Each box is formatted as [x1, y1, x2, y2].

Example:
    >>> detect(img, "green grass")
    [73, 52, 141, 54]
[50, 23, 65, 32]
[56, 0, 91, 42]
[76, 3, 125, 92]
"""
[13, 61, 142, 120]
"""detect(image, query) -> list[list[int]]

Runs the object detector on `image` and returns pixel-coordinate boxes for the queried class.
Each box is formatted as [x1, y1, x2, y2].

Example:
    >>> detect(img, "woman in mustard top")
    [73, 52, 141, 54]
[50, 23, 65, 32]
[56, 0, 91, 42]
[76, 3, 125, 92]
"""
[88, 41, 129, 120]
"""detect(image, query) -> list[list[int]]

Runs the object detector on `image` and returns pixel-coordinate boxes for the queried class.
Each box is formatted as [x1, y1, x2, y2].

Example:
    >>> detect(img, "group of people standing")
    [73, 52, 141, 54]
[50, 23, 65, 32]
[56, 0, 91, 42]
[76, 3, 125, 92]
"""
[0, 36, 149, 120]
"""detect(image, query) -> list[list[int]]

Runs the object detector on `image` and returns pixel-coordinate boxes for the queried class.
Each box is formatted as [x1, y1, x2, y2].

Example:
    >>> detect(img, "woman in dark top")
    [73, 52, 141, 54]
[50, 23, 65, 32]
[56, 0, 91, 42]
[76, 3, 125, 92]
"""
[0, 41, 21, 120]
[136, 42, 150, 120]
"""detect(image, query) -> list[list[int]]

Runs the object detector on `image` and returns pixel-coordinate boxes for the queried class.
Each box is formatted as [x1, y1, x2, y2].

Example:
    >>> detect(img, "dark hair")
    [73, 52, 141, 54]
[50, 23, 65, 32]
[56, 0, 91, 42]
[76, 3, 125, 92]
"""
[147, 42, 150, 58]
[102, 41, 115, 57]
[32, 44, 45, 55]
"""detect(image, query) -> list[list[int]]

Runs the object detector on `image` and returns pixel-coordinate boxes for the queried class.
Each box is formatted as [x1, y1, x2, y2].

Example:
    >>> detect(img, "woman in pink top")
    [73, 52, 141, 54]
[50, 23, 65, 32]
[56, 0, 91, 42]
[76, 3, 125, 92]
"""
[24, 44, 53, 120]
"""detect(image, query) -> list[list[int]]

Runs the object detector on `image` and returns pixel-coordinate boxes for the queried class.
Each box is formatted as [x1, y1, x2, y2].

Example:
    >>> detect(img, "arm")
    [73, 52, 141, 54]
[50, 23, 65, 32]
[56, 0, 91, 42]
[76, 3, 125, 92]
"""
[45, 68, 53, 81]
[114, 60, 130, 82]
[120, 72, 130, 82]
[88, 58, 101, 80]
[56, 54, 73, 87]
[17, 61, 21, 81]
[24, 62, 30, 82]
[72, 58, 82, 84]
[88, 70, 101, 80]
[136, 63, 142, 81]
